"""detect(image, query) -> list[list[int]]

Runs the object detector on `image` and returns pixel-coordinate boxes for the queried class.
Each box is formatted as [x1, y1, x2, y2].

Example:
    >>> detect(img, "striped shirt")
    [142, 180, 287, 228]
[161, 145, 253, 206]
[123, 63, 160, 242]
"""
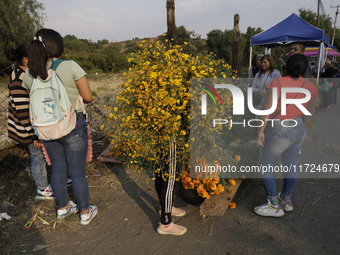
[8, 67, 38, 144]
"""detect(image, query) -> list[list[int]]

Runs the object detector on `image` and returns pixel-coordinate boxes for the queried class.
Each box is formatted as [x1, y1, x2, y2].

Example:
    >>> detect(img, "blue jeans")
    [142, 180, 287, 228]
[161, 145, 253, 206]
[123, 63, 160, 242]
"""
[258, 117, 306, 205]
[43, 113, 89, 211]
[28, 143, 48, 190]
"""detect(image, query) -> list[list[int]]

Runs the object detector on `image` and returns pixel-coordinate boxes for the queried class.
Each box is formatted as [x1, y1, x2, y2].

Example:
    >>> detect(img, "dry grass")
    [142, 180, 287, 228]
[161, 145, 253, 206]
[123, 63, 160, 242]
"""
[87, 72, 124, 98]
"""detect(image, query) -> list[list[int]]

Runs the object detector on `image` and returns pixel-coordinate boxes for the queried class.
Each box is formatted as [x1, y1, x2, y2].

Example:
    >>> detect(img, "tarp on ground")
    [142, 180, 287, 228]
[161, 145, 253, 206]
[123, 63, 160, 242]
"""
[98, 144, 124, 164]
[250, 13, 330, 48]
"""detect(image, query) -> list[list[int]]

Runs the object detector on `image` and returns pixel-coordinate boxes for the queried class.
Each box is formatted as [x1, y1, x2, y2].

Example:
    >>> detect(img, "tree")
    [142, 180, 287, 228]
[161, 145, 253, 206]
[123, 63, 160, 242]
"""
[299, 7, 340, 55]
[242, 26, 262, 66]
[299, 8, 333, 38]
[0, 0, 45, 51]
[206, 29, 233, 63]
[159, 25, 207, 56]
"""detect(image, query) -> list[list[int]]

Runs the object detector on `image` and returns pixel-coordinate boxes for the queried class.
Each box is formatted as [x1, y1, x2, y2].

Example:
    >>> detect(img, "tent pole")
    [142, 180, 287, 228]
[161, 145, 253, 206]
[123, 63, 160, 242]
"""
[249, 46, 252, 69]
[317, 42, 323, 84]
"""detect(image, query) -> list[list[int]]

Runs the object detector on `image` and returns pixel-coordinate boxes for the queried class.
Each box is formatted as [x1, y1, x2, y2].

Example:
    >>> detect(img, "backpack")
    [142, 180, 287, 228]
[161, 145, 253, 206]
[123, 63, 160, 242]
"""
[320, 79, 330, 93]
[29, 59, 78, 140]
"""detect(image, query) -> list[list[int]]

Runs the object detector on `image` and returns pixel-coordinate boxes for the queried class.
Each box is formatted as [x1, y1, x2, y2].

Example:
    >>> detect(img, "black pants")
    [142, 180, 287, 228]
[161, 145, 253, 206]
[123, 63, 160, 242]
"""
[155, 169, 179, 225]
[329, 87, 337, 104]
[321, 91, 329, 108]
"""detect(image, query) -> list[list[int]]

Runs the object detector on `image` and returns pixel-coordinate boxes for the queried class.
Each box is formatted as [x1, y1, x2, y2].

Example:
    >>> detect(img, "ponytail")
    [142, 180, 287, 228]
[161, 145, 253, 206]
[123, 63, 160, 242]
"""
[4, 43, 29, 67]
[28, 29, 64, 80]
[28, 40, 49, 80]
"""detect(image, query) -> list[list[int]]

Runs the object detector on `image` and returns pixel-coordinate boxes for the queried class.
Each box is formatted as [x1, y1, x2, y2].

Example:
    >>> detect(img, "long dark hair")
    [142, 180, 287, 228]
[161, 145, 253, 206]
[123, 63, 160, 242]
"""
[258, 54, 275, 79]
[28, 29, 64, 80]
[4, 43, 29, 67]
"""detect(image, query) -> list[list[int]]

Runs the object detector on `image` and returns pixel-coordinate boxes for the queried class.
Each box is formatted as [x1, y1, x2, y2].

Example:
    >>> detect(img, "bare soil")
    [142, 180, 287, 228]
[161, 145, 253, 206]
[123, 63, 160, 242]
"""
[0, 79, 339, 255]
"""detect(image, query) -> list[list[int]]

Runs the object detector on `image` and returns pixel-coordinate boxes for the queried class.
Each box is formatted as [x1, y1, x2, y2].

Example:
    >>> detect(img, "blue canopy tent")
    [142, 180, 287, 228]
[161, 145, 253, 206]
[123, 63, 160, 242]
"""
[249, 13, 330, 82]
[250, 13, 330, 47]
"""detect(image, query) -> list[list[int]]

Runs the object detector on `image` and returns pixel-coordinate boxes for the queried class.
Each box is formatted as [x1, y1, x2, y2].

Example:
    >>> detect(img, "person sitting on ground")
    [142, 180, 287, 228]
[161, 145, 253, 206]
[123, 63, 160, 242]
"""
[5, 43, 54, 200]
[254, 54, 318, 217]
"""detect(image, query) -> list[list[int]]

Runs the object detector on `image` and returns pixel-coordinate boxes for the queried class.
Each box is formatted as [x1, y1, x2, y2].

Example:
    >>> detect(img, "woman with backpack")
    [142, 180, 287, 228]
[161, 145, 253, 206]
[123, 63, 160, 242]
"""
[22, 29, 97, 225]
[5, 43, 54, 200]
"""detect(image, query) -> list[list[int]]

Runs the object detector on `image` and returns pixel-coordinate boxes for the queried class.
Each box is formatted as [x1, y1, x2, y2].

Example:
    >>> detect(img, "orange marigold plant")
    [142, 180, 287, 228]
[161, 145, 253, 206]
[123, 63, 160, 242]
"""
[181, 170, 227, 199]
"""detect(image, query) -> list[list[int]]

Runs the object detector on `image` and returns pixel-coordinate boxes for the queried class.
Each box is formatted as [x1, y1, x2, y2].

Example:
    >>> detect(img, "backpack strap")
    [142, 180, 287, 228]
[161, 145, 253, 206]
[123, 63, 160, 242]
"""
[51, 59, 66, 71]
[76, 94, 86, 115]
[50, 59, 87, 115]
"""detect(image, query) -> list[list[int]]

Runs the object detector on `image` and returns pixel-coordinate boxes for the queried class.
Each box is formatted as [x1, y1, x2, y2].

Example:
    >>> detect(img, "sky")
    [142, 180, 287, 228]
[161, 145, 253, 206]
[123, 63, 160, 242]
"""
[42, 0, 340, 42]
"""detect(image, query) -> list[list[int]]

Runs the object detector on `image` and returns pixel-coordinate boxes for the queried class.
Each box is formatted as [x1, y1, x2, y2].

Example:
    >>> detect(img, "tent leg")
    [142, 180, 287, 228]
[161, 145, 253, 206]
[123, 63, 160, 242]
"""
[317, 42, 324, 84]
[249, 46, 252, 69]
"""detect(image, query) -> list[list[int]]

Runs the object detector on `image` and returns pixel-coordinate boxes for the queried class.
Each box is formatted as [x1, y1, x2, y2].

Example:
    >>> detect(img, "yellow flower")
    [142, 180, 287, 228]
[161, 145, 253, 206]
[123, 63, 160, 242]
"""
[235, 155, 241, 162]
[229, 202, 236, 209]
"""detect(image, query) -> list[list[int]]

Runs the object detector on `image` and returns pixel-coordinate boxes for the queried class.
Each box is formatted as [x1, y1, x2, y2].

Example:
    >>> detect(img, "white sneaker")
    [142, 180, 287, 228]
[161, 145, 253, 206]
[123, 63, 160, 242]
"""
[35, 184, 55, 200]
[67, 178, 72, 187]
[157, 222, 187, 236]
[158, 207, 186, 217]
[80, 205, 98, 225]
[57, 201, 79, 219]
[254, 199, 284, 217]
[278, 192, 293, 212]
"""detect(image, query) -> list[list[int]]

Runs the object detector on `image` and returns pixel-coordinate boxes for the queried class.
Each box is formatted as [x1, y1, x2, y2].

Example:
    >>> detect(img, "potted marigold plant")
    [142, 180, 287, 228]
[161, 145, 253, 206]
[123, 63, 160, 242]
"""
[180, 169, 239, 205]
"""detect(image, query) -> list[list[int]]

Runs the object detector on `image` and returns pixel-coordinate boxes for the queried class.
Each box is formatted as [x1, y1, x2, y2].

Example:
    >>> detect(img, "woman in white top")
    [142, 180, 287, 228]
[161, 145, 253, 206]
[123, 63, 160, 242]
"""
[252, 55, 281, 115]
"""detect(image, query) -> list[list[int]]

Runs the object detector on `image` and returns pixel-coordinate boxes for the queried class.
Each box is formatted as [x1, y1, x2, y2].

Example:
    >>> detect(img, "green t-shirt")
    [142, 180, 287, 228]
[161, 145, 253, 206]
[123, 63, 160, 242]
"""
[22, 59, 87, 112]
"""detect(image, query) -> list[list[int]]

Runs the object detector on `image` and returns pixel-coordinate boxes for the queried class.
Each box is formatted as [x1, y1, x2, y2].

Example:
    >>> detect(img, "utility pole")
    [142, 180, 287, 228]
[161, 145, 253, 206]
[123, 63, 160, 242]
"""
[166, 0, 176, 44]
[331, 5, 339, 45]
[317, 0, 320, 27]
[232, 14, 240, 72]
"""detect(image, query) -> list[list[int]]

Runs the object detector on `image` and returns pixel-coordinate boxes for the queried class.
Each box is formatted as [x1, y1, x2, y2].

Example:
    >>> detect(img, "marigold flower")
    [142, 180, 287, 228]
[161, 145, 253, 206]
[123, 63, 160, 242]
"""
[229, 179, 236, 186]
[184, 176, 191, 183]
[229, 202, 236, 209]
[235, 155, 241, 162]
